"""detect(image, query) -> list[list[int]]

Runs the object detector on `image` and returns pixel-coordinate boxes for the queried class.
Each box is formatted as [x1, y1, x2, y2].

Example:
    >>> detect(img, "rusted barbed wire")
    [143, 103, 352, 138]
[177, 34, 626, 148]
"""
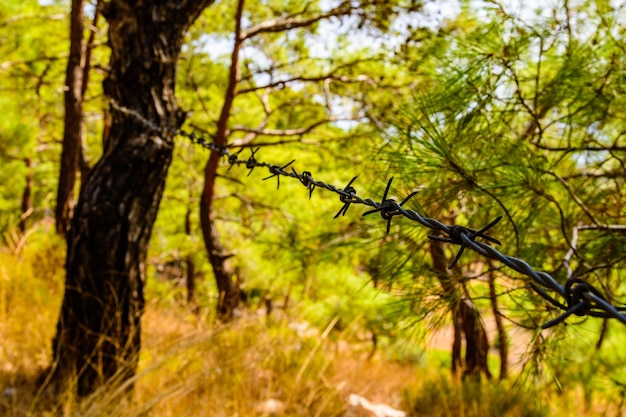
[111, 101, 626, 329]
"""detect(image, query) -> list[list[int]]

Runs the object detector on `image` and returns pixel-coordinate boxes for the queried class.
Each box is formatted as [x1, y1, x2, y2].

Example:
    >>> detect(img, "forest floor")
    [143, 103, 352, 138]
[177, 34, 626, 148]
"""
[0, 298, 420, 417]
[0, 240, 623, 416]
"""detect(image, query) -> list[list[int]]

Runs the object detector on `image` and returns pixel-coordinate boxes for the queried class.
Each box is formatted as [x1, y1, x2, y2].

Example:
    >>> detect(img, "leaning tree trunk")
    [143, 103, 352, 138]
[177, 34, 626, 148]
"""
[49, 0, 213, 397]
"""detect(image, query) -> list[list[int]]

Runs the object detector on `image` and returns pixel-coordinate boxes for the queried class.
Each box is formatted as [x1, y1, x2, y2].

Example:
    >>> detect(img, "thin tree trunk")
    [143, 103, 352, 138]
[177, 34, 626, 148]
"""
[55, 0, 85, 236]
[487, 260, 508, 379]
[451, 304, 463, 377]
[49, 0, 214, 397]
[429, 234, 462, 375]
[185, 203, 198, 313]
[80, 0, 100, 99]
[19, 158, 33, 233]
[77, 0, 102, 182]
[200, 157, 239, 320]
[595, 318, 608, 350]
[200, 0, 245, 321]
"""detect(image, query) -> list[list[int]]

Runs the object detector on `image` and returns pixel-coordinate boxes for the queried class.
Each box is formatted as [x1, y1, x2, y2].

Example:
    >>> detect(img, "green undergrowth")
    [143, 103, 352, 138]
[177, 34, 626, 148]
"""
[404, 376, 548, 417]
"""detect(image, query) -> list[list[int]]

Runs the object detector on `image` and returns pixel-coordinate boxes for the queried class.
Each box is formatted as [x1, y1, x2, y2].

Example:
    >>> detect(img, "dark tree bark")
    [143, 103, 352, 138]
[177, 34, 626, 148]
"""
[49, 0, 214, 397]
[429, 234, 491, 379]
[55, 0, 85, 236]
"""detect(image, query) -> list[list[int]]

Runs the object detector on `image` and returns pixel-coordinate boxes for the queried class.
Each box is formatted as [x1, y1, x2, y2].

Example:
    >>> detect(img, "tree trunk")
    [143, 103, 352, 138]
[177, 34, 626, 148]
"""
[200, 151, 240, 321]
[451, 303, 463, 376]
[487, 260, 508, 379]
[55, 0, 85, 236]
[458, 299, 491, 379]
[199, 0, 245, 321]
[49, 0, 213, 397]
[429, 234, 461, 375]
[429, 234, 491, 379]
[19, 158, 33, 233]
[185, 203, 198, 313]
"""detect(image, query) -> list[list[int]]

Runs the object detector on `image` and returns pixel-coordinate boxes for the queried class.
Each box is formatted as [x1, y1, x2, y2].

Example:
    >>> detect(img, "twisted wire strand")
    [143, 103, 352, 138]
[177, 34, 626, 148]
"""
[111, 102, 626, 329]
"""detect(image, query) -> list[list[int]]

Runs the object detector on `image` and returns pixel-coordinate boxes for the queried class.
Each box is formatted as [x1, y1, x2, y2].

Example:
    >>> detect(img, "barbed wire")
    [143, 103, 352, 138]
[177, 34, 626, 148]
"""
[111, 101, 626, 329]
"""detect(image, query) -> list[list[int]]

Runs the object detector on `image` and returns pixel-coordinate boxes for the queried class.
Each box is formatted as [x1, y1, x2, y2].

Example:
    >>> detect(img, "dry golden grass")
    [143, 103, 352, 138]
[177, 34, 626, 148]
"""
[0, 237, 420, 416]
[1, 235, 623, 417]
[0, 233, 65, 416]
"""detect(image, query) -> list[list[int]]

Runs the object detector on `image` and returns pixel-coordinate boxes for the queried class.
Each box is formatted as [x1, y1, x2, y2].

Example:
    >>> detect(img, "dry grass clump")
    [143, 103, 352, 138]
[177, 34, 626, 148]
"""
[132, 310, 347, 417]
[0, 231, 65, 416]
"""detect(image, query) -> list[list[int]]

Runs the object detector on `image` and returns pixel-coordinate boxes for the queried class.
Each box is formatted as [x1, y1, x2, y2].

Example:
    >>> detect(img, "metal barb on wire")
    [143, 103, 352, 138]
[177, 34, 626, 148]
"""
[541, 277, 626, 329]
[429, 216, 502, 269]
[334, 176, 358, 218]
[362, 178, 419, 235]
[228, 148, 244, 171]
[110, 101, 626, 330]
[246, 148, 261, 176]
[293, 169, 316, 199]
[263, 159, 295, 189]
